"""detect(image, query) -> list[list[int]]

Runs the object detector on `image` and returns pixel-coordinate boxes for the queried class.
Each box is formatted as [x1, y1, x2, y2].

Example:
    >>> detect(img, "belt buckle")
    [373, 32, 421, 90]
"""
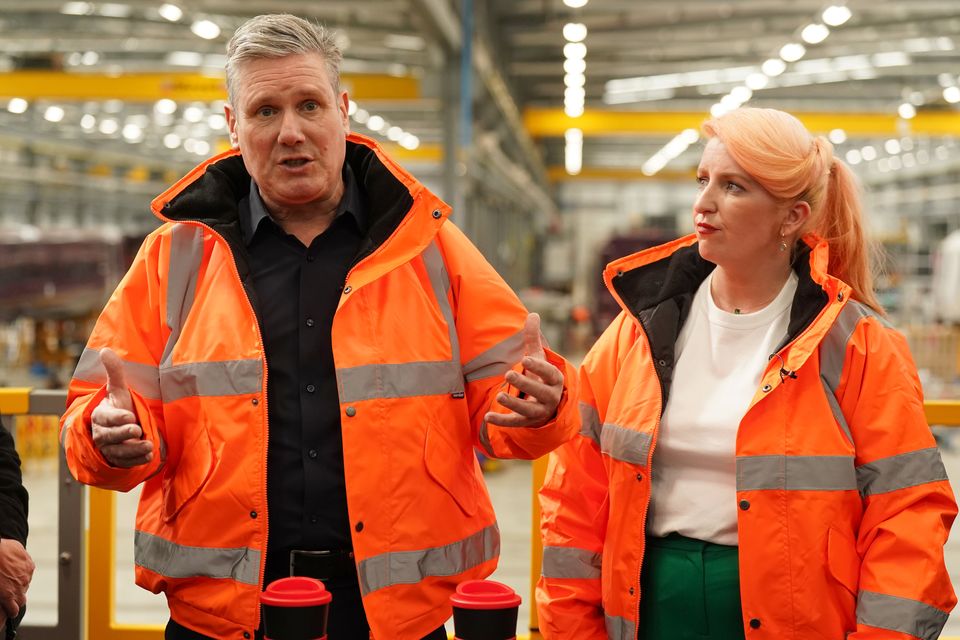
[289, 549, 355, 581]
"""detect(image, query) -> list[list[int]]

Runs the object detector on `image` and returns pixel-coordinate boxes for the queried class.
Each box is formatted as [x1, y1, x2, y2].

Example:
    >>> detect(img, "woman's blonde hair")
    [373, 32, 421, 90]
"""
[702, 107, 882, 313]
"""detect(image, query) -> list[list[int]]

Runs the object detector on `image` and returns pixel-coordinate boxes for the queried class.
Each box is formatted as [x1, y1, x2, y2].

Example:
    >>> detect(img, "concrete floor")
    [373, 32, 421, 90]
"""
[17, 443, 960, 637]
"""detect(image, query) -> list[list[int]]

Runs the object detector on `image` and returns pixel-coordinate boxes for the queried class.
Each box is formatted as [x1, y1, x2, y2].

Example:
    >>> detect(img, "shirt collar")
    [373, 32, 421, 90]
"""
[239, 163, 366, 246]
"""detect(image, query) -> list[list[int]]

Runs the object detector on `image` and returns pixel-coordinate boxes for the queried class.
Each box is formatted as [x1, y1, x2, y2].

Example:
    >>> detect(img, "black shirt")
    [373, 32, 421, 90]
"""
[238, 166, 366, 587]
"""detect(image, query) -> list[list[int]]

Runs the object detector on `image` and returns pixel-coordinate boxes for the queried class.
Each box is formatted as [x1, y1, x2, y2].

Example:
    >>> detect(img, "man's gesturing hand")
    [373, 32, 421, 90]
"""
[89, 348, 154, 468]
[484, 313, 564, 428]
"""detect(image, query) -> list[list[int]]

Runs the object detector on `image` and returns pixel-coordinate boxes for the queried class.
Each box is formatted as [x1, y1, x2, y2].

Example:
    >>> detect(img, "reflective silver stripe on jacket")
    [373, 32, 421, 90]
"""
[605, 613, 636, 640]
[60, 415, 72, 448]
[337, 241, 466, 403]
[160, 359, 262, 402]
[857, 589, 949, 640]
[857, 448, 948, 497]
[542, 545, 601, 579]
[580, 402, 601, 446]
[74, 348, 162, 399]
[358, 523, 499, 595]
[736, 455, 857, 491]
[600, 423, 652, 466]
[161, 224, 205, 367]
[72, 224, 261, 402]
[134, 530, 260, 585]
[463, 330, 525, 382]
[73, 349, 261, 402]
[337, 360, 464, 403]
[819, 300, 891, 443]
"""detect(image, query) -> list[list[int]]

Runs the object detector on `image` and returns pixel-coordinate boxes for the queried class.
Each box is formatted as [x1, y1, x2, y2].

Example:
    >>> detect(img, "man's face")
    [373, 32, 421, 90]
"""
[225, 53, 350, 215]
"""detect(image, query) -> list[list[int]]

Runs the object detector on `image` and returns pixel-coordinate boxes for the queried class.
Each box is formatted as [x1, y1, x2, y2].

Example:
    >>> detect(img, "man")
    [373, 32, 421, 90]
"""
[0, 418, 33, 638]
[59, 13, 578, 640]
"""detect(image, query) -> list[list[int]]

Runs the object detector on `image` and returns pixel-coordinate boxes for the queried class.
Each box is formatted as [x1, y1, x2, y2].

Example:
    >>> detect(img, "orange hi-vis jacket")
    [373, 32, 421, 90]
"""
[537, 234, 956, 639]
[60, 134, 579, 639]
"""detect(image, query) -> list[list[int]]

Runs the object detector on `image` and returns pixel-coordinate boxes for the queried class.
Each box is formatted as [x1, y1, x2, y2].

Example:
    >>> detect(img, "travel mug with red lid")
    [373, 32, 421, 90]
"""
[450, 579, 521, 640]
[261, 576, 332, 640]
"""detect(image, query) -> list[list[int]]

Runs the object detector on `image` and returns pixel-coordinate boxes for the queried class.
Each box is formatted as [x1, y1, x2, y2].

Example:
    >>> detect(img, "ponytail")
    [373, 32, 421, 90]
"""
[814, 156, 884, 314]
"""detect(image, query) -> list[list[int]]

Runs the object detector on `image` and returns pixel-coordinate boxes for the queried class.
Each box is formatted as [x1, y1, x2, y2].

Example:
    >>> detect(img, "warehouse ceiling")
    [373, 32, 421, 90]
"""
[0, 0, 958, 188]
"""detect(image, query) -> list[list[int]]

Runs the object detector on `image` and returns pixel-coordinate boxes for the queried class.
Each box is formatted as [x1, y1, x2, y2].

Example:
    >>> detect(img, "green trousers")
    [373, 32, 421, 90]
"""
[637, 534, 746, 640]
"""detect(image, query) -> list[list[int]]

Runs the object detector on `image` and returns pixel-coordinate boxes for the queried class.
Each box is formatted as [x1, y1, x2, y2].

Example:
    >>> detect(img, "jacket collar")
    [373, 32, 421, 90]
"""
[604, 233, 852, 376]
[149, 133, 451, 289]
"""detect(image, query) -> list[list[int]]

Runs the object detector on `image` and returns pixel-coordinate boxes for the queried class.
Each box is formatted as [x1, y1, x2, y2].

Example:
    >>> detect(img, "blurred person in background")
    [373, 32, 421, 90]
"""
[0, 416, 34, 638]
[537, 107, 956, 639]
[59, 13, 578, 640]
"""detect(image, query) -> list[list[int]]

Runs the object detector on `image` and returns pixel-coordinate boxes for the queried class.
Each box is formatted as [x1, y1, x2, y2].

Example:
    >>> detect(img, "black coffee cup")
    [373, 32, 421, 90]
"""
[261, 576, 332, 640]
[450, 579, 521, 640]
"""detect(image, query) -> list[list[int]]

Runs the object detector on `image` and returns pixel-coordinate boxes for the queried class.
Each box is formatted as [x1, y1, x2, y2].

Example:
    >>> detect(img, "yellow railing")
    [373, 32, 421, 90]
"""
[1, 387, 957, 639]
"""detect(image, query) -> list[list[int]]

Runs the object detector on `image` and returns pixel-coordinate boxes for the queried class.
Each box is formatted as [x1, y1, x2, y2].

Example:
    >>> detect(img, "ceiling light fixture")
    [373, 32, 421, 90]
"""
[563, 23, 588, 43]
[779, 43, 806, 63]
[761, 58, 787, 77]
[801, 24, 830, 45]
[897, 103, 916, 119]
[191, 19, 221, 40]
[7, 98, 28, 114]
[822, 5, 852, 27]
[158, 3, 183, 21]
[565, 128, 583, 176]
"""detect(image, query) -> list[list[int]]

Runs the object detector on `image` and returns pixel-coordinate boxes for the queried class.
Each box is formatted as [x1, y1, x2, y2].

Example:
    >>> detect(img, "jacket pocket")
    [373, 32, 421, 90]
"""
[826, 526, 860, 597]
[161, 418, 216, 523]
[423, 423, 479, 516]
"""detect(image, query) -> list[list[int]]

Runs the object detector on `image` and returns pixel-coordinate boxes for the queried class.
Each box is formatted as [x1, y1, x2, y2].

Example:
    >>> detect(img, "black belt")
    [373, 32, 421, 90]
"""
[289, 549, 357, 581]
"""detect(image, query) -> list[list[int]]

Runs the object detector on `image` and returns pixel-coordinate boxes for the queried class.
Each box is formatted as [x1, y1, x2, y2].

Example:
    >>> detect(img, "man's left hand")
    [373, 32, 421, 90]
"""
[484, 313, 563, 428]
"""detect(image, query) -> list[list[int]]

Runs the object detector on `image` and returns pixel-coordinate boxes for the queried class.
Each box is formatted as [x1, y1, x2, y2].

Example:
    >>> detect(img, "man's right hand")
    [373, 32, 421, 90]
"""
[0, 539, 34, 622]
[89, 348, 154, 468]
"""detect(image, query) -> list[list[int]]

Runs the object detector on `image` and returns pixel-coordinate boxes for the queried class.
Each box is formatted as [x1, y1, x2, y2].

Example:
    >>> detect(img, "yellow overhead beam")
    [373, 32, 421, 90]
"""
[524, 108, 960, 138]
[0, 71, 420, 102]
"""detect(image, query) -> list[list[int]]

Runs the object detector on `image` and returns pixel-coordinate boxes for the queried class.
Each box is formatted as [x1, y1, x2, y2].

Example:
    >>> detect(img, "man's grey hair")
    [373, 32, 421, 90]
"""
[225, 14, 343, 105]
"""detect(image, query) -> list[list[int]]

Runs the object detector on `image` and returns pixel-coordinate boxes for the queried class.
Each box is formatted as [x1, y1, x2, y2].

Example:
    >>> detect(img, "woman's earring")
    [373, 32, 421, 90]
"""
[779, 232, 788, 252]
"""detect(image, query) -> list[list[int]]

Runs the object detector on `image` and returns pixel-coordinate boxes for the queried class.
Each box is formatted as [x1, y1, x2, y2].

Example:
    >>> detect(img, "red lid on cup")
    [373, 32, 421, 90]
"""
[450, 580, 522, 610]
[261, 577, 332, 607]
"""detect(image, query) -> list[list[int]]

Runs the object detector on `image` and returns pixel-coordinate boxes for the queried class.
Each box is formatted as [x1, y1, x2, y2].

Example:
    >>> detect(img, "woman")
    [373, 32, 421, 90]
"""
[536, 107, 957, 639]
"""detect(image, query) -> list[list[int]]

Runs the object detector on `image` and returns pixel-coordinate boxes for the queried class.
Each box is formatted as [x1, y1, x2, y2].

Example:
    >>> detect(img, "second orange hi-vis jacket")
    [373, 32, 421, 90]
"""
[537, 234, 956, 639]
[60, 133, 579, 639]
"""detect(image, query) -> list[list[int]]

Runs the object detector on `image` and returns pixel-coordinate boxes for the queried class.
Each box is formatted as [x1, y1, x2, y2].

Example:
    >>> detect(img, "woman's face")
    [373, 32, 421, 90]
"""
[693, 138, 794, 270]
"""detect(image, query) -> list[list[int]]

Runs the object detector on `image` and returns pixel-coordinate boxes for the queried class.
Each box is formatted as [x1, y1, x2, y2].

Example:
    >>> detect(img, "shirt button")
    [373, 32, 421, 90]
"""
[761, 384, 772, 392]
[310, 515, 318, 524]
[355, 521, 364, 532]
[636, 473, 643, 482]
[305, 384, 316, 393]
[250, 511, 257, 519]
[251, 398, 259, 406]
[308, 449, 318, 459]
[749, 618, 761, 629]
[343, 285, 352, 294]
[739, 500, 750, 511]
[657, 359, 667, 367]
[243, 632, 251, 639]
[305, 318, 315, 327]
[306, 254, 315, 262]
[432, 209, 442, 219]
[345, 406, 356, 417]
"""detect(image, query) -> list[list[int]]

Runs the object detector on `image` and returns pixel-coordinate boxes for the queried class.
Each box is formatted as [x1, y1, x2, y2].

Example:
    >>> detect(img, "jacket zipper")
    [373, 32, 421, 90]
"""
[170, 220, 270, 633]
[633, 318, 665, 633]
